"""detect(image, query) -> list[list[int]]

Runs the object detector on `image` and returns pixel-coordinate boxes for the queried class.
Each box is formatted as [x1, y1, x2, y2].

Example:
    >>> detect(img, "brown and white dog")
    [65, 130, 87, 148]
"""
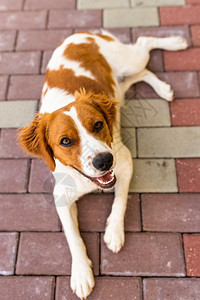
[18, 31, 188, 299]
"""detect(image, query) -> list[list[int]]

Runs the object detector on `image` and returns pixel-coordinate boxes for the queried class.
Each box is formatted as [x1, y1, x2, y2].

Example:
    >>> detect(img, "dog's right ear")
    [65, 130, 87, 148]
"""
[17, 113, 55, 171]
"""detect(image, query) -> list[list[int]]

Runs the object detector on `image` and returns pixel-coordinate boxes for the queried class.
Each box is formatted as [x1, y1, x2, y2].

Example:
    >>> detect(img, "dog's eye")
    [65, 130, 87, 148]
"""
[94, 121, 103, 132]
[60, 137, 73, 147]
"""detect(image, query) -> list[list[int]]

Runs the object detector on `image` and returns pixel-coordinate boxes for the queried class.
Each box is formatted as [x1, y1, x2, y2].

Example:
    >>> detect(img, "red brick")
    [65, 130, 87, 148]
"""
[24, 0, 75, 10]
[48, 10, 102, 29]
[0, 11, 47, 30]
[0, 0, 23, 11]
[0, 52, 41, 75]
[0, 276, 54, 300]
[0, 129, 31, 158]
[41, 50, 53, 73]
[29, 159, 53, 193]
[170, 99, 200, 126]
[77, 193, 141, 232]
[184, 234, 200, 276]
[0, 75, 8, 100]
[164, 48, 200, 71]
[147, 50, 163, 72]
[16, 232, 99, 275]
[135, 72, 200, 99]
[187, 0, 200, 3]
[56, 277, 142, 300]
[8, 75, 44, 100]
[144, 278, 200, 300]
[176, 159, 200, 192]
[0, 159, 29, 193]
[132, 25, 191, 46]
[191, 25, 200, 46]
[16, 29, 72, 51]
[142, 194, 200, 232]
[0, 232, 18, 275]
[160, 6, 200, 26]
[0, 194, 60, 231]
[0, 31, 16, 51]
[101, 233, 185, 276]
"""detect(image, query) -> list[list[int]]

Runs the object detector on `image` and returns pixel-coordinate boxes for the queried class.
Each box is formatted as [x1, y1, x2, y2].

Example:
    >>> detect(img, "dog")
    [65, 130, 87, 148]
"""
[18, 30, 188, 299]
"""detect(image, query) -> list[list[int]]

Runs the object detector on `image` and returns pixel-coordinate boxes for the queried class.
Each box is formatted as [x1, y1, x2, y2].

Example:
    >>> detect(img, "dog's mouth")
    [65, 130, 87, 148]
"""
[90, 169, 116, 189]
[73, 167, 116, 189]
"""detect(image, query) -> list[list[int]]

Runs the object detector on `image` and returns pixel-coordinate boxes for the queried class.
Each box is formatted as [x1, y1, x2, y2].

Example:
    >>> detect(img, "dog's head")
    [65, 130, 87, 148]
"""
[18, 90, 118, 189]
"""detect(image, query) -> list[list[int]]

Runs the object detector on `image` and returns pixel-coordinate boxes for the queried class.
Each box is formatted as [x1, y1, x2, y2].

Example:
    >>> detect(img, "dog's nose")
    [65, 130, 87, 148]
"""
[92, 152, 113, 171]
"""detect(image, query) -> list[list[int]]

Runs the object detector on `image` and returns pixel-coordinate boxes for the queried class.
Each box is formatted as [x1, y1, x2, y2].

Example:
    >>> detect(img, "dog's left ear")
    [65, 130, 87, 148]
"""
[17, 113, 55, 171]
[91, 93, 118, 136]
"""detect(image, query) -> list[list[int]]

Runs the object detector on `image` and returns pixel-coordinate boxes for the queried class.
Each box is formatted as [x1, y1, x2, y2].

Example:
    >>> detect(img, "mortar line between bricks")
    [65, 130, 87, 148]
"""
[181, 233, 187, 276]
[22, 0, 26, 10]
[14, 30, 19, 52]
[25, 158, 32, 193]
[141, 277, 144, 300]
[52, 276, 56, 300]
[5, 75, 11, 100]
[14, 232, 20, 275]
[139, 194, 144, 232]
[46, 10, 50, 29]
[99, 232, 101, 276]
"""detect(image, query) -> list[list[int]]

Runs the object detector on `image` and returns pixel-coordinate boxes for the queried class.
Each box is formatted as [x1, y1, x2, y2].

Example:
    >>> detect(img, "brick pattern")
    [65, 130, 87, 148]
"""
[0, 0, 200, 299]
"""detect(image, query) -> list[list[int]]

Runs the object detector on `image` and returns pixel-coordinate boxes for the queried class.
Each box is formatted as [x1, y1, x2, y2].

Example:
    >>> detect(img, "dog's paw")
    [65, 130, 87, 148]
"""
[104, 222, 125, 253]
[168, 36, 188, 50]
[156, 80, 174, 102]
[71, 259, 95, 300]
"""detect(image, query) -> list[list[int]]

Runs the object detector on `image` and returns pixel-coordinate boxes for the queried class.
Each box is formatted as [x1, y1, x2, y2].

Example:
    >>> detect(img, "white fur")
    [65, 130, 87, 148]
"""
[40, 32, 188, 299]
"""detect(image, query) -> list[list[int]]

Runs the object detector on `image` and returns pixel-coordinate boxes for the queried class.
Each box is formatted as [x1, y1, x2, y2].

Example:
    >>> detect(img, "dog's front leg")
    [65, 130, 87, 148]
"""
[104, 142, 133, 253]
[54, 186, 94, 299]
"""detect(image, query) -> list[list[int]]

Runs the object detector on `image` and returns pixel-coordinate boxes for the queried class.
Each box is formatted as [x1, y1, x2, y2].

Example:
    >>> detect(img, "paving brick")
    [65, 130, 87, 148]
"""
[138, 127, 200, 158]
[41, 50, 53, 73]
[0, 194, 60, 231]
[77, 193, 141, 232]
[0, 159, 29, 193]
[135, 72, 200, 99]
[132, 25, 191, 46]
[103, 28, 131, 43]
[48, 10, 102, 29]
[142, 194, 200, 232]
[0, 129, 31, 158]
[8, 75, 44, 100]
[16, 29, 72, 51]
[160, 6, 200, 26]
[103, 8, 159, 28]
[16, 232, 99, 275]
[101, 233, 185, 276]
[29, 159, 53, 193]
[146, 50, 164, 72]
[130, 159, 178, 193]
[0, 276, 54, 300]
[0, 52, 41, 75]
[170, 99, 200, 126]
[164, 48, 200, 71]
[0, 232, 18, 275]
[0, 100, 38, 128]
[0, 75, 8, 100]
[0, 11, 47, 30]
[184, 234, 200, 276]
[131, 0, 185, 6]
[0, 0, 23, 11]
[121, 127, 136, 157]
[144, 278, 200, 300]
[24, 0, 75, 10]
[77, 0, 129, 9]
[121, 99, 170, 127]
[0, 31, 16, 51]
[191, 26, 200, 47]
[176, 159, 200, 192]
[56, 277, 142, 300]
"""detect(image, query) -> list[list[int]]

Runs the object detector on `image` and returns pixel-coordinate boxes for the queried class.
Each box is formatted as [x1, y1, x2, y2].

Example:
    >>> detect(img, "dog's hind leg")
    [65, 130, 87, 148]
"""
[104, 142, 133, 253]
[136, 36, 188, 51]
[120, 68, 174, 101]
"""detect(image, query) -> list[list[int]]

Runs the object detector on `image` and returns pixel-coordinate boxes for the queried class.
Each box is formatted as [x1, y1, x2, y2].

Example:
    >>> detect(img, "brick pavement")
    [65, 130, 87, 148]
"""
[0, 0, 200, 299]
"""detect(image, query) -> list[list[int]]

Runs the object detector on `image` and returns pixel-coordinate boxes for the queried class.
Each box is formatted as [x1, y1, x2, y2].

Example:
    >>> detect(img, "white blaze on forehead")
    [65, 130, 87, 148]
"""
[64, 106, 113, 177]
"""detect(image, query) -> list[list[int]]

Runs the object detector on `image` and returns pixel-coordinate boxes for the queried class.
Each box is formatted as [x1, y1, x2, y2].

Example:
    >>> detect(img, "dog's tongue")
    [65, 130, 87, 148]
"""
[96, 170, 114, 183]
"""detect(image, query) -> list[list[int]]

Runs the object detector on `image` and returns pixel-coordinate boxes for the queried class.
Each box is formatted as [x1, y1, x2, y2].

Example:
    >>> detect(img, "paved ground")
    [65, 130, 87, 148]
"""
[0, 0, 200, 299]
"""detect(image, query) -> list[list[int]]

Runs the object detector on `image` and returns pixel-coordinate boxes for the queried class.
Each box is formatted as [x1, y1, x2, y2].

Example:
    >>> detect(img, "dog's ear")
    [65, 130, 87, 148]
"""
[17, 113, 55, 171]
[91, 93, 118, 136]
